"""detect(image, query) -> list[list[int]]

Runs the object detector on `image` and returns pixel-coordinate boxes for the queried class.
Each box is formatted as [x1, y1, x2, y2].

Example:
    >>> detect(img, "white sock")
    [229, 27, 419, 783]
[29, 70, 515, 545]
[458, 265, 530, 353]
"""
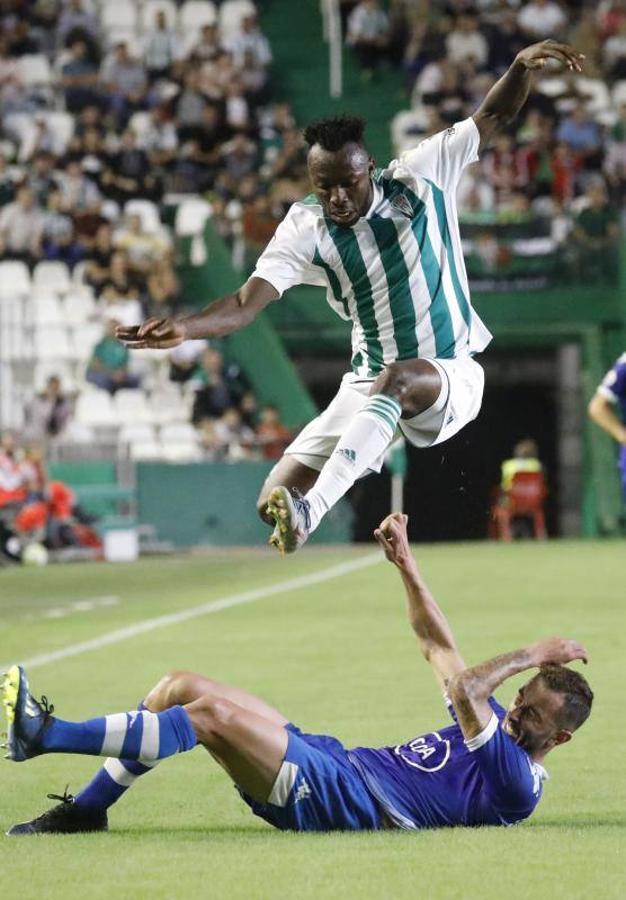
[305, 394, 402, 531]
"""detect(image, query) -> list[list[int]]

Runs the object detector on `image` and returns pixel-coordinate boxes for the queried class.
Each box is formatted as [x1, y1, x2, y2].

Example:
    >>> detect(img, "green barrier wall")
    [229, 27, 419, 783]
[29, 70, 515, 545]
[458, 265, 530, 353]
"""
[136, 461, 352, 547]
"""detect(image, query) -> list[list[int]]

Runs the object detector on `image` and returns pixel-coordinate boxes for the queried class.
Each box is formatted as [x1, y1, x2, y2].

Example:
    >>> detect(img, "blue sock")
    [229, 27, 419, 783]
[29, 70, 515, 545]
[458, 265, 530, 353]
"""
[41, 706, 197, 761]
[75, 702, 159, 812]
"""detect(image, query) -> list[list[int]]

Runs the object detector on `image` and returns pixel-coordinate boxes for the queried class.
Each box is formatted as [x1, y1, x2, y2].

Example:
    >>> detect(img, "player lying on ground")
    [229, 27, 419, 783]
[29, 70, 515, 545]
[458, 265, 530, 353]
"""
[118, 41, 585, 555]
[3, 515, 592, 835]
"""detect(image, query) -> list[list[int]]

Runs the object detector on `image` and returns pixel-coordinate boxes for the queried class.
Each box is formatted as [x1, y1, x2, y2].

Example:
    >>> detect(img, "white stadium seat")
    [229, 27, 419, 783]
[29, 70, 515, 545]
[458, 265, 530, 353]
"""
[130, 440, 163, 460]
[70, 323, 105, 361]
[179, 0, 217, 32]
[33, 361, 76, 392]
[114, 388, 154, 424]
[30, 295, 65, 326]
[120, 423, 157, 443]
[64, 292, 97, 323]
[0, 260, 31, 297]
[100, 2, 138, 35]
[17, 54, 53, 87]
[141, 0, 178, 30]
[33, 325, 73, 360]
[612, 80, 626, 108]
[218, 0, 256, 40]
[75, 389, 117, 427]
[160, 441, 201, 462]
[43, 112, 75, 156]
[32, 261, 71, 295]
[175, 197, 212, 236]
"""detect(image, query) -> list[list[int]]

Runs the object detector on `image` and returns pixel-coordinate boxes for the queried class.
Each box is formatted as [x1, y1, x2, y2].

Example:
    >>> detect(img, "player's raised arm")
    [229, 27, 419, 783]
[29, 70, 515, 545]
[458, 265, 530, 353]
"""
[116, 276, 279, 349]
[473, 40, 585, 150]
[447, 638, 588, 741]
[374, 513, 465, 692]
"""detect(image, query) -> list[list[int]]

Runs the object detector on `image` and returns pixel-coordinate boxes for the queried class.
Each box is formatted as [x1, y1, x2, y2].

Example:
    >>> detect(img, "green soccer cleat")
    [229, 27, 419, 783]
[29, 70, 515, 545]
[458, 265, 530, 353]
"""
[1, 665, 53, 762]
[267, 486, 311, 555]
[6, 789, 108, 836]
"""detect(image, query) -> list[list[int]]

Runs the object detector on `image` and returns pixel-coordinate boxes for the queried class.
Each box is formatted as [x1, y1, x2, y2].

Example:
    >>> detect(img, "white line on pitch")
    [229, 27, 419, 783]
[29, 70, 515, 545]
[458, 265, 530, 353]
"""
[1, 553, 382, 672]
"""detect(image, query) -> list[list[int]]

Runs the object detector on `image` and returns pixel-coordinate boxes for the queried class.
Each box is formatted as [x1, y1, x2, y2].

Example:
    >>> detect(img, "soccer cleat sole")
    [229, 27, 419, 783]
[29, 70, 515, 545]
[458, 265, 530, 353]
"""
[2, 665, 22, 760]
[266, 487, 300, 555]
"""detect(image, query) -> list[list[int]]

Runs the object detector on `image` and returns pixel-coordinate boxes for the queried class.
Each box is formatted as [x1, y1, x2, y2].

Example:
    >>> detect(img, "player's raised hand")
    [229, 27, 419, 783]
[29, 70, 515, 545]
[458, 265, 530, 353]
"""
[529, 637, 589, 667]
[515, 40, 584, 72]
[374, 513, 413, 568]
[116, 317, 188, 350]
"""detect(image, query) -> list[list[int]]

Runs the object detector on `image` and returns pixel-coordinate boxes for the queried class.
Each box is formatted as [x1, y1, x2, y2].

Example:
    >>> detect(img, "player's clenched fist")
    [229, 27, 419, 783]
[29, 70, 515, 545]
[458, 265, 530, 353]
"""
[374, 513, 412, 568]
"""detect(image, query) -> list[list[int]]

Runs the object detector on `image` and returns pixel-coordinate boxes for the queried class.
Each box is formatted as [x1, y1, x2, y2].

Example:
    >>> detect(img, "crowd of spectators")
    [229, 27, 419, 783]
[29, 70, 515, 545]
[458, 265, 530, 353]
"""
[0, 0, 297, 459]
[344, 0, 625, 283]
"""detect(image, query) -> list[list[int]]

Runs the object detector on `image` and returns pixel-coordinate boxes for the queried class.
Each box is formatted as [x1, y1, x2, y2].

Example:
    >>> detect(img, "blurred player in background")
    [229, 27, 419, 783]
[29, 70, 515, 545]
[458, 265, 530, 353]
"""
[3, 514, 592, 835]
[588, 351, 626, 501]
[119, 40, 585, 555]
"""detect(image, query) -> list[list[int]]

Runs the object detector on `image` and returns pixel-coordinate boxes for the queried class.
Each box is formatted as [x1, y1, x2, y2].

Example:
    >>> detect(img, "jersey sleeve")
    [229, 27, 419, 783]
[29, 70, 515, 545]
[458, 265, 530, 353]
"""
[399, 118, 480, 191]
[597, 354, 626, 404]
[251, 205, 316, 297]
[465, 713, 542, 822]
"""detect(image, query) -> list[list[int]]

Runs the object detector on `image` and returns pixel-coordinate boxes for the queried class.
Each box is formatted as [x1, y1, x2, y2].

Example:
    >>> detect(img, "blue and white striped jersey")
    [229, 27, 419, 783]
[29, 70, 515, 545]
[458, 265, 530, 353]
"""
[253, 117, 492, 377]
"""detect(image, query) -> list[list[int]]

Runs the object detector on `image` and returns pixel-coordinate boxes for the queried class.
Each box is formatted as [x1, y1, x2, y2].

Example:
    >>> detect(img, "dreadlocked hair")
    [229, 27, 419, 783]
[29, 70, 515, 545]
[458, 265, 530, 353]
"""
[534, 665, 594, 732]
[303, 115, 366, 152]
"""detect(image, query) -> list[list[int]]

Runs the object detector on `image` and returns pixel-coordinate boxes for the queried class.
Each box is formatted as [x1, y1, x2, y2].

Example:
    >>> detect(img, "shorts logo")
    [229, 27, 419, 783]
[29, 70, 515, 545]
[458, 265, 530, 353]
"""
[294, 779, 312, 804]
[446, 412, 455, 426]
[394, 731, 451, 773]
[336, 447, 356, 464]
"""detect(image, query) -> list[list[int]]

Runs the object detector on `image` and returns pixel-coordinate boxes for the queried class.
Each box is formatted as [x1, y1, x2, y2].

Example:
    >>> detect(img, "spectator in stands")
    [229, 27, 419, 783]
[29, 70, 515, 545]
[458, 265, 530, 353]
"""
[86, 319, 141, 394]
[101, 129, 156, 205]
[556, 102, 602, 165]
[603, 17, 626, 79]
[99, 251, 142, 324]
[256, 405, 292, 461]
[239, 390, 258, 430]
[40, 187, 84, 266]
[190, 348, 244, 424]
[0, 153, 14, 207]
[446, 13, 489, 68]
[144, 9, 178, 81]
[175, 70, 207, 142]
[57, 158, 101, 212]
[225, 81, 251, 133]
[114, 212, 170, 274]
[213, 407, 256, 461]
[143, 261, 179, 319]
[347, 0, 390, 78]
[168, 340, 207, 384]
[138, 105, 179, 171]
[517, 0, 566, 41]
[573, 181, 620, 281]
[184, 23, 222, 65]
[29, 151, 59, 206]
[61, 38, 100, 114]
[0, 185, 43, 265]
[220, 133, 258, 181]
[100, 42, 148, 127]
[22, 376, 73, 443]
[200, 50, 238, 102]
[85, 221, 114, 289]
[228, 14, 272, 69]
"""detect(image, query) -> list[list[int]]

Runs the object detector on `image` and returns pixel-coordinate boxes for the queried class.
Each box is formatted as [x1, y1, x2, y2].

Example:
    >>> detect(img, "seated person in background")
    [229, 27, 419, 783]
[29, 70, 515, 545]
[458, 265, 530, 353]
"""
[588, 352, 626, 503]
[114, 213, 171, 275]
[190, 348, 245, 424]
[573, 182, 620, 282]
[40, 190, 84, 268]
[86, 320, 140, 394]
[347, 0, 390, 78]
[168, 340, 207, 384]
[500, 439, 543, 493]
[84, 223, 115, 290]
[142, 262, 180, 320]
[22, 376, 73, 444]
[213, 407, 257, 461]
[0, 185, 43, 265]
[256, 405, 292, 461]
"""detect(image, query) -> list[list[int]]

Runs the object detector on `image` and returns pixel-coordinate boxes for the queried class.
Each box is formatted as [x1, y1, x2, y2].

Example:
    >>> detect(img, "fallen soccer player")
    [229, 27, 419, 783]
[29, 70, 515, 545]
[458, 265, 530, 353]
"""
[3, 514, 592, 835]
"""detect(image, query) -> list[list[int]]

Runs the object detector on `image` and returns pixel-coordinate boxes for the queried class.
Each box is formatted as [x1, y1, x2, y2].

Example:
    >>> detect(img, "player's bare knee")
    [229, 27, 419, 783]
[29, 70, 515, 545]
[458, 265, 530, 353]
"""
[145, 670, 196, 711]
[192, 696, 240, 743]
[372, 362, 410, 401]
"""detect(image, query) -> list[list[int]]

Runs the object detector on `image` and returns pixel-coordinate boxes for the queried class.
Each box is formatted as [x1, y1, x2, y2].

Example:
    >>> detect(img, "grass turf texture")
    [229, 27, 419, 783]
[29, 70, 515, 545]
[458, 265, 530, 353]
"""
[1, 541, 624, 900]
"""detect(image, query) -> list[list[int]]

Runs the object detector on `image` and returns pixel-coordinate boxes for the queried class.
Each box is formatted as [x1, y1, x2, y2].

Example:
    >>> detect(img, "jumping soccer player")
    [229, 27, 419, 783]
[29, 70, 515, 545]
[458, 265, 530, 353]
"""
[119, 40, 585, 555]
[3, 514, 592, 835]
[588, 351, 626, 501]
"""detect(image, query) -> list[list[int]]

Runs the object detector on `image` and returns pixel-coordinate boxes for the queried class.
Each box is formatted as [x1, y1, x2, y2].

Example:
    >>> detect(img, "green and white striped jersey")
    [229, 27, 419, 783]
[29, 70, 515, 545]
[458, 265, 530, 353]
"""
[252, 117, 492, 377]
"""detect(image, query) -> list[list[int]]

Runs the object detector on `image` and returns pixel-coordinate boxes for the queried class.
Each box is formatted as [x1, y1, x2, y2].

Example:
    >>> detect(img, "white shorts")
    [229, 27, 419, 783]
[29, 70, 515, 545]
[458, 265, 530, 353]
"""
[285, 355, 485, 474]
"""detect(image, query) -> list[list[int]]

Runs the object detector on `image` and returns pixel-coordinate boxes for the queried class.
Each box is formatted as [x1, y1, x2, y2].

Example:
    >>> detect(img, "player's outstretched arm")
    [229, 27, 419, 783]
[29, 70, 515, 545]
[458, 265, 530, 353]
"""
[116, 276, 279, 349]
[374, 513, 465, 692]
[473, 40, 584, 150]
[448, 638, 588, 740]
[588, 392, 626, 445]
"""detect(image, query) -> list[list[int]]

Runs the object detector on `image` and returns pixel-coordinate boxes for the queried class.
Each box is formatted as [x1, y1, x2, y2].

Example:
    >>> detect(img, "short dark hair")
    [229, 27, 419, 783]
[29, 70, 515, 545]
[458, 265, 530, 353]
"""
[534, 665, 594, 732]
[303, 115, 366, 152]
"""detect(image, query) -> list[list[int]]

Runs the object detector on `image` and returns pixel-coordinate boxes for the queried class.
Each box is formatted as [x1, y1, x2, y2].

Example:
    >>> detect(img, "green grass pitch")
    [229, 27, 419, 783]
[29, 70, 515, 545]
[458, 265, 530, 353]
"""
[1, 540, 624, 900]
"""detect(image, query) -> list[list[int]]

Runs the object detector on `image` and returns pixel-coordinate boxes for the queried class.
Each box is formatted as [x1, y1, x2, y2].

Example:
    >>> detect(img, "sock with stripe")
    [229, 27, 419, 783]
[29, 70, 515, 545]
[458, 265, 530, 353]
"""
[305, 394, 402, 531]
[74, 703, 160, 812]
[40, 705, 197, 762]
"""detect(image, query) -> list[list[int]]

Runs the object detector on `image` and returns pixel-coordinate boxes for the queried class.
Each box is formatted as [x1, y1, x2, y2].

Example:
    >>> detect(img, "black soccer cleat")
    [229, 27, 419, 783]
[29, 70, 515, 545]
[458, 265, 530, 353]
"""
[1, 665, 54, 761]
[6, 789, 108, 836]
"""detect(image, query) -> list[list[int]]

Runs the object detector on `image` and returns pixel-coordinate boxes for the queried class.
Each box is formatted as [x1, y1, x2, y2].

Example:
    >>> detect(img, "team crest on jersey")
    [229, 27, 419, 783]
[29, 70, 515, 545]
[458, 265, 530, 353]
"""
[390, 194, 415, 218]
[394, 731, 451, 772]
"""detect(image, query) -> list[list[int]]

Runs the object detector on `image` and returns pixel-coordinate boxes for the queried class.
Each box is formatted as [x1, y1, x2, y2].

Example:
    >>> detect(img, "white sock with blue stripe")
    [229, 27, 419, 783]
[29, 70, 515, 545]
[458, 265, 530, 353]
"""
[305, 394, 402, 531]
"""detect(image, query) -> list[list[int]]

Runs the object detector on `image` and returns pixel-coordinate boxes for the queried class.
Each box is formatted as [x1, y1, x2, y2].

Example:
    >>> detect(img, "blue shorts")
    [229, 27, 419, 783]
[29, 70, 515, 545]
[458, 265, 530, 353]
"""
[238, 724, 384, 832]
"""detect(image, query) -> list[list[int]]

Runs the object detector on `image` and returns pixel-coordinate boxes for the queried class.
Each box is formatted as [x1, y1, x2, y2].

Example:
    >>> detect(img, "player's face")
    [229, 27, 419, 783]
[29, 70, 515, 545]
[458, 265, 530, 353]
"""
[503, 679, 568, 756]
[308, 143, 374, 227]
